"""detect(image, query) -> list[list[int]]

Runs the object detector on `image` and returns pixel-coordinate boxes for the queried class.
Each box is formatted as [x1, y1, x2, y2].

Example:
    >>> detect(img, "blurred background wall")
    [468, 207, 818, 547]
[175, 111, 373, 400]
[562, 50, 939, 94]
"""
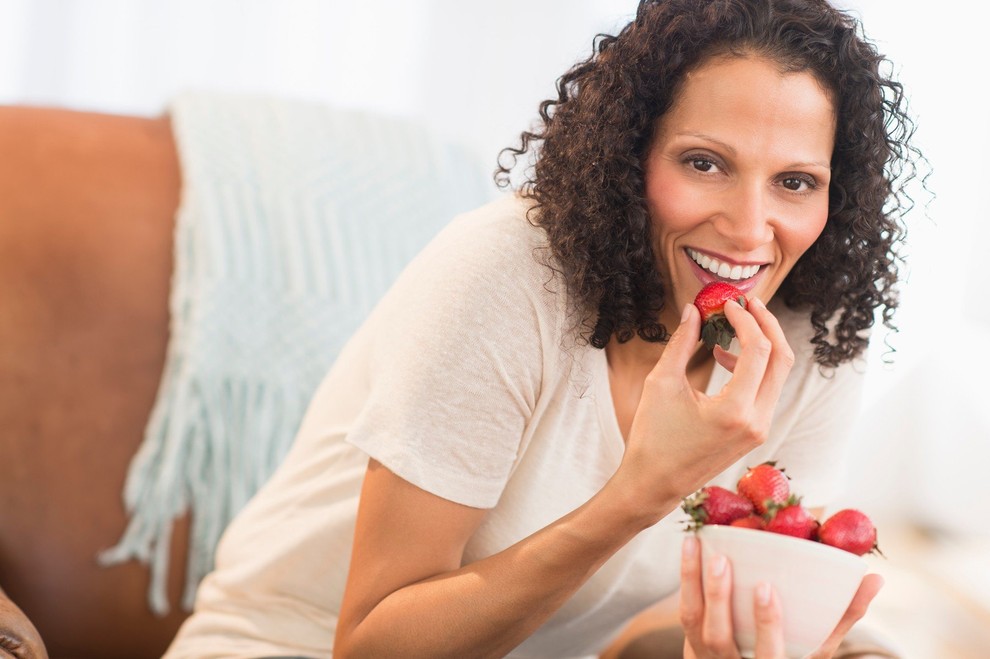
[1, 0, 988, 535]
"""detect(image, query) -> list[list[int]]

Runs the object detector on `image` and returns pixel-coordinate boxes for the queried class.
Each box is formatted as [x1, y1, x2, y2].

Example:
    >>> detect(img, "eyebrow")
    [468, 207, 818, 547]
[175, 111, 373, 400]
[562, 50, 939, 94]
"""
[676, 131, 832, 170]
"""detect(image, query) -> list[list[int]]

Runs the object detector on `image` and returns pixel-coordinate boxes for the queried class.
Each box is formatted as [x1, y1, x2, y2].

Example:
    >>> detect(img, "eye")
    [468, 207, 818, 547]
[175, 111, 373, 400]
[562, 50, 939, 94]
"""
[685, 155, 722, 174]
[781, 175, 817, 192]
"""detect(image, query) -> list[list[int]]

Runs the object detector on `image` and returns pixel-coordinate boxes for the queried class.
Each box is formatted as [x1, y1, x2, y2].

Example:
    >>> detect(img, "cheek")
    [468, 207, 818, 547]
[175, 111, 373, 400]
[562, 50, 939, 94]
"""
[784, 205, 829, 258]
[646, 172, 708, 236]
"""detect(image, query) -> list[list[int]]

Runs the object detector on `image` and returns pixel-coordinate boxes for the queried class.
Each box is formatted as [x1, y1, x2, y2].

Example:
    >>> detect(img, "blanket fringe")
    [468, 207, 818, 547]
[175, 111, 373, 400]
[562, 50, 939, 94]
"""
[97, 91, 493, 615]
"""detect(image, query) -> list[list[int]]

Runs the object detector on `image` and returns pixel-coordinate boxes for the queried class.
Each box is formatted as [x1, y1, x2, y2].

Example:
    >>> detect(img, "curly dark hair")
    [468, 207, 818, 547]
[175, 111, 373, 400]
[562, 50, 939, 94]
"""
[495, 0, 920, 367]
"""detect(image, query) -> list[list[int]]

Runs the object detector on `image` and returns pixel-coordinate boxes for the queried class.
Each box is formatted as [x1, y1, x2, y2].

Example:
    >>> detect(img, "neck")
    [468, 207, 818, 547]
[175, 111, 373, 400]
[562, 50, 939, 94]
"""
[605, 335, 665, 376]
[605, 333, 714, 389]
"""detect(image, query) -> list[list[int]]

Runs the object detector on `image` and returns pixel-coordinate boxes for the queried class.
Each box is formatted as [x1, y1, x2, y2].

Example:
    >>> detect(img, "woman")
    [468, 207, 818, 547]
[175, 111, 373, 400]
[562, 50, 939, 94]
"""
[165, 0, 916, 656]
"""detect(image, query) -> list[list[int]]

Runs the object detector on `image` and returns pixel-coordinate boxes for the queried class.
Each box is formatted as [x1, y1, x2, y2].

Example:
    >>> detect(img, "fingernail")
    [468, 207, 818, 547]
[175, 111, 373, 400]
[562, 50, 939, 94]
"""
[710, 554, 726, 577]
[756, 582, 772, 605]
[750, 297, 766, 310]
[682, 535, 698, 559]
[681, 304, 693, 323]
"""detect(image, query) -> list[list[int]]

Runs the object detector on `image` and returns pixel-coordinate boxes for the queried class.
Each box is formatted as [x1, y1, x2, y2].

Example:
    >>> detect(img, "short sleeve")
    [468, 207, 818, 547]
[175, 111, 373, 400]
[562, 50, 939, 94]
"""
[345, 198, 558, 508]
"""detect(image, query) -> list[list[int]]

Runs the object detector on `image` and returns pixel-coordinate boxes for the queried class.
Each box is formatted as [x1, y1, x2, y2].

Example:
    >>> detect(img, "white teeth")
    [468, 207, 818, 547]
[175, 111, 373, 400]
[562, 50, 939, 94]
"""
[687, 248, 761, 281]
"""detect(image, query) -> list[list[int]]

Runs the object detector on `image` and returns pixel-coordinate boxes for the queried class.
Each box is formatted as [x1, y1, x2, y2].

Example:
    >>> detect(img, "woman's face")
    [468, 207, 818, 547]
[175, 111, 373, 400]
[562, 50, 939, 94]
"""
[643, 55, 836, 329]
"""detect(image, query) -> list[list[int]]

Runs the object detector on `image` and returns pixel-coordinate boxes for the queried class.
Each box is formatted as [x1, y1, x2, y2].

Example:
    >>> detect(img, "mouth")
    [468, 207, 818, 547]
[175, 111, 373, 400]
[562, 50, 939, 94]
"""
[685, 248, 767, 289]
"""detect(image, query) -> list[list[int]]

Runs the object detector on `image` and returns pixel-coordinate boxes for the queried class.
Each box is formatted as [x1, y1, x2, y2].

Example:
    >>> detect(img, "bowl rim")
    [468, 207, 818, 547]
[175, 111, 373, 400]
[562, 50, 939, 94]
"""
[694, 523, 870, 568]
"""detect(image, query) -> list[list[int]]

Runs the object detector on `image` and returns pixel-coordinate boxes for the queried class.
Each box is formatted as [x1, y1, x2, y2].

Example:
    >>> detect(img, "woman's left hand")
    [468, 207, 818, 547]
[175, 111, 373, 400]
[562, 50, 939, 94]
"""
[679, 535, 885, 658]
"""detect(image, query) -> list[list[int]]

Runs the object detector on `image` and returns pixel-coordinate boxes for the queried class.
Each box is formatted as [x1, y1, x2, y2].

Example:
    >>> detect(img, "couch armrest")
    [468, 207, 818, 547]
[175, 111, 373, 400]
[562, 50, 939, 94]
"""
[0, 105, 187, 658]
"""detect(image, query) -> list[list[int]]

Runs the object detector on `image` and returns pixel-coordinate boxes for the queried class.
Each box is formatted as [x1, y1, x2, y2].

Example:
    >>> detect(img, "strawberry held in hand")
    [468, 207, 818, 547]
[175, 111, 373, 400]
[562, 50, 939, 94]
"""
[818, 509, 881, 556]
[693, 281, 747, 350]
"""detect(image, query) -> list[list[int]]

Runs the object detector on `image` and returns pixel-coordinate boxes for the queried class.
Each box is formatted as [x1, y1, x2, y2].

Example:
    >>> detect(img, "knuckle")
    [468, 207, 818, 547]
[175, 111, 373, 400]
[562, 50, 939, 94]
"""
[755, 604, 781, 626]
[714, 405, 746, 431]
[679, 608, 702, 630]
[700, 630, 735, 655]
[703, 575, 724, 598]
[750, 338, 772, 358]
[747, 425, 768, 446]
[713, 405, 769, 446]
[846, 599, 870, 621]
[722, 420, 749, 439]
[779, 345, 796, 368]
[643, 371, 665, 390]
[717, 411, 762, 444]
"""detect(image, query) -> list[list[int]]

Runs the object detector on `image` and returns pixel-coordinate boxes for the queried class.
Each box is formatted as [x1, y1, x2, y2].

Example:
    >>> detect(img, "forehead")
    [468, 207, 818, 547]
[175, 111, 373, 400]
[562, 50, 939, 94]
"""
[656, 55, 836, 157]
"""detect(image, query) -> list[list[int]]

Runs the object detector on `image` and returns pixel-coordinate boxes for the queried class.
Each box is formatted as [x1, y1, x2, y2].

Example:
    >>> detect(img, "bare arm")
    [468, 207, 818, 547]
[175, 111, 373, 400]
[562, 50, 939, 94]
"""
[335, 459, 672, 658]
[335, 300, 794, 657]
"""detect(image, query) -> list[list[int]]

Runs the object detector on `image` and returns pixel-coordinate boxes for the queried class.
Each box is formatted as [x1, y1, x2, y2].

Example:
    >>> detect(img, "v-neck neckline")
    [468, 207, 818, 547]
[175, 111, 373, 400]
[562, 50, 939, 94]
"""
[593, 344, 731, 448]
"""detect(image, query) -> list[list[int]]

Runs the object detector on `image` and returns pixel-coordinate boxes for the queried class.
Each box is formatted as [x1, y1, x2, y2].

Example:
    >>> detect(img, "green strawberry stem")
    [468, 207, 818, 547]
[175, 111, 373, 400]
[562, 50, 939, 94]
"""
[701, 314, 735, 350]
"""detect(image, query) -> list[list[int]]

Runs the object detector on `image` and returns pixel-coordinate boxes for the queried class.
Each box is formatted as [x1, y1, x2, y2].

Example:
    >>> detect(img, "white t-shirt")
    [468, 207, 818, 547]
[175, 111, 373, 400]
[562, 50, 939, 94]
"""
[164, 193, 866, 659]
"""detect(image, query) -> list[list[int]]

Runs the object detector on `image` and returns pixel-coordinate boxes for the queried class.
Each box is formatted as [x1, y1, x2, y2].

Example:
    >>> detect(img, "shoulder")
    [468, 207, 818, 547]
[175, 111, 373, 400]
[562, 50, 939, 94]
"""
[361, 194, 568, 362]
[430, 193, 549, 272]
[390, 194, 562, 311]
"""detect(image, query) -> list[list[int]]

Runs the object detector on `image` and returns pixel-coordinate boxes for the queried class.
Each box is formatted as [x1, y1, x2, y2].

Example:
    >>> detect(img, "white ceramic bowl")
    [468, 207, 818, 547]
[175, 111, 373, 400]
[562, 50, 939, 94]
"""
[696, 525, 868, 658]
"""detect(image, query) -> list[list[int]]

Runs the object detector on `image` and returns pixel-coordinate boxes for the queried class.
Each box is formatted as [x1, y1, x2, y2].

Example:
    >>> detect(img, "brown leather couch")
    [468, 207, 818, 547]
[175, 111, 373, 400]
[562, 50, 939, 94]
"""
[0, 106, 190, 659]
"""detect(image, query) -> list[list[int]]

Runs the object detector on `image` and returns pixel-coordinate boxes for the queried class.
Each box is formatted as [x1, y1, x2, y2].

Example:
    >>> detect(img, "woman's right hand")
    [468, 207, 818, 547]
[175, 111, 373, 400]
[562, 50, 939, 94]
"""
[618, 297, 796, 511]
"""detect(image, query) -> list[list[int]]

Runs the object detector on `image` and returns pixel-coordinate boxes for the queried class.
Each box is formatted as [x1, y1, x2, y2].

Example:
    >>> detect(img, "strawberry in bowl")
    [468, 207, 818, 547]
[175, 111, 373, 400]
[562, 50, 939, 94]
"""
[736, 461, 790, 515]
[818, 508, 882, 557]
[682, 486, 754, 527]
[682, 463, 882, 657]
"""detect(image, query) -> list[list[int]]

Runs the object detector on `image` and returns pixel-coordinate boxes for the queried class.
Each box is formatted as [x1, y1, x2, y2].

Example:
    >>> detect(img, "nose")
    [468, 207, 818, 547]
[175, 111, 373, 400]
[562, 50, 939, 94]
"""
[712, 181, 775, 251]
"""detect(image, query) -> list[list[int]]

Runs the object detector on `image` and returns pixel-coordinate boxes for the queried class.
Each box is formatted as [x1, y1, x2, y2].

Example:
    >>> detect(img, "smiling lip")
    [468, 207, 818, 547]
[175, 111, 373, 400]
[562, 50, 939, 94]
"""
[685, 248, 766, 292]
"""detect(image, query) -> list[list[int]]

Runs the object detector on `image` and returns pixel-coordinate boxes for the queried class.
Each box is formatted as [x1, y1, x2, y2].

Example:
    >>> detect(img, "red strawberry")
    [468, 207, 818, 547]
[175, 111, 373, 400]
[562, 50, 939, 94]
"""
[682, 485, 755, 528]
[729, 514, 766, 530]
[765, 501, 819, 540]
[693, 282, 747, 350]
[736, 462, 790, 515]
[818, 509, 881, 556]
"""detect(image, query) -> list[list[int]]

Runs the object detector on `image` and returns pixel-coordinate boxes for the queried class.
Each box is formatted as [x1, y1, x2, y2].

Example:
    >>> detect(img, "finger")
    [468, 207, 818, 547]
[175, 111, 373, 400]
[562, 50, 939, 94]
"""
[700, 553, 737, 656]
[653, 304, 702, 381]
[752, 582, 786, 659]
[745, 298, 795, 417]
[713, 345, 738, 373]
[812, 574, 885, 658]
[717, 299, 772, 400]
[679, 535, 707, 651]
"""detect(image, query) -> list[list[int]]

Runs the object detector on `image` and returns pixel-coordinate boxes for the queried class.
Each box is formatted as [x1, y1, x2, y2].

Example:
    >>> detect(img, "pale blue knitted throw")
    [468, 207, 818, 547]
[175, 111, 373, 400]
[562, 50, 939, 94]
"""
[98, 91, 494, 615]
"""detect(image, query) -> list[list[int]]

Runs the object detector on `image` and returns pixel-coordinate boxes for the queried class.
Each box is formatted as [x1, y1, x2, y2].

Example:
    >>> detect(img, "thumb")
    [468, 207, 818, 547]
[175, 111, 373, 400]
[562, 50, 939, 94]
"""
[655, 304, 701, 377]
